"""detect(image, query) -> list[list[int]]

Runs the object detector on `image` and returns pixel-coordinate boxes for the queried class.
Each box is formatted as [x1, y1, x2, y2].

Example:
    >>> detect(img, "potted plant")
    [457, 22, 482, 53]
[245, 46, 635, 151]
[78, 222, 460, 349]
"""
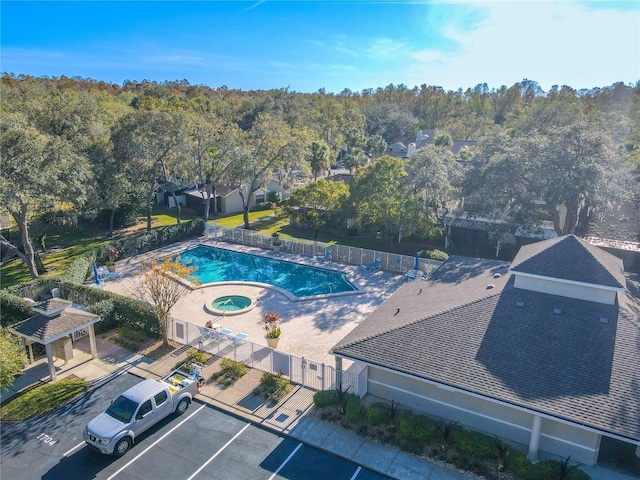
[271, 232, 283, 252]
[105, 245, 119, 272]
[264, 311, 281, 348]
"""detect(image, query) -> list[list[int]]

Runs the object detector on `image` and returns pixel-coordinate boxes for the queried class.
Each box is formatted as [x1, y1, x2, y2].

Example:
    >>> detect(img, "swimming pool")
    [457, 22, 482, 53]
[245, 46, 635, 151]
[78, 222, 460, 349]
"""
[176, 245, 358, 298]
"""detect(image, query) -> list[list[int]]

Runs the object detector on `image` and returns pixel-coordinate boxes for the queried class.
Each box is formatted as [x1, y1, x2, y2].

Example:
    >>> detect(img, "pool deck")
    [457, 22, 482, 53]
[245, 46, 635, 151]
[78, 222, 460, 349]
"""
[102, 238, 407, 366]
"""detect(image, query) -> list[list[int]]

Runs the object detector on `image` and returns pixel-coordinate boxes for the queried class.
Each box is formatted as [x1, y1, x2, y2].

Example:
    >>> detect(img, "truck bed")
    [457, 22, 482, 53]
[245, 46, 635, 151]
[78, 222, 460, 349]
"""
[160, 370, 198, 396]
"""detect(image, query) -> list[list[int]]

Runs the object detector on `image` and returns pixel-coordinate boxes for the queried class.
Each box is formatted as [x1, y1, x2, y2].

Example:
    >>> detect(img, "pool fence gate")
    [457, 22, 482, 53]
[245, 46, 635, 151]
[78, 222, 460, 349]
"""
[168, 317, 360, 395]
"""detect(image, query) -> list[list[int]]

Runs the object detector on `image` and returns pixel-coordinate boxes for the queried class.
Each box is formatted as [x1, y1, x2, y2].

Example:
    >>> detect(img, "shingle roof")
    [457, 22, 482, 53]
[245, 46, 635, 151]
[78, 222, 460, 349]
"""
[332, 255, 640, 441]
[10, 308, 100, 344]
[510, 234, 625, 289]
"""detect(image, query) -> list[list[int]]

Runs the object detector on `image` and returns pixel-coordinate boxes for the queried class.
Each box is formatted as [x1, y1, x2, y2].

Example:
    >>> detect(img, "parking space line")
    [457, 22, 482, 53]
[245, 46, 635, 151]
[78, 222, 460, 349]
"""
[267, 442, 302, 480]
[349, 466, 362, 480]
[107, 404, 205, 480]
[63, 441, 85, 457]
[186, 423, 251, 480]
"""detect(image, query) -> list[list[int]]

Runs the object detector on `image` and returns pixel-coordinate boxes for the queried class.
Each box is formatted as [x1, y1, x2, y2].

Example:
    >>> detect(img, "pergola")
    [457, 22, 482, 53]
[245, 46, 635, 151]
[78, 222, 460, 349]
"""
[9, 298, 101, 381]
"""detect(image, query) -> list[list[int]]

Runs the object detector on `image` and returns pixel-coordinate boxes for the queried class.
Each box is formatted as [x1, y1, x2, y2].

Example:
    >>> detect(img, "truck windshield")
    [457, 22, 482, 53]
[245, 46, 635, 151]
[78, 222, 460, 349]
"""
[106, 396, 138, 423]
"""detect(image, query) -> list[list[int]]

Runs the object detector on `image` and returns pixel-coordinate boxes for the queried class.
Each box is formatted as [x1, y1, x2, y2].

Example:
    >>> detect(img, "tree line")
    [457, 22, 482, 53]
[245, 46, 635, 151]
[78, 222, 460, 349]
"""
[1, 74, 638, 278]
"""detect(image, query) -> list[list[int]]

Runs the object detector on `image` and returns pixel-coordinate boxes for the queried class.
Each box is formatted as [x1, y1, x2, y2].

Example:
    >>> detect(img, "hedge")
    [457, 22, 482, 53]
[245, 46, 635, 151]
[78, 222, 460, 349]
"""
[2, 219, 205, 335]
[96, 219, 205, 265]
[0, 290, 34, 327]
[420, 248, 449, 261]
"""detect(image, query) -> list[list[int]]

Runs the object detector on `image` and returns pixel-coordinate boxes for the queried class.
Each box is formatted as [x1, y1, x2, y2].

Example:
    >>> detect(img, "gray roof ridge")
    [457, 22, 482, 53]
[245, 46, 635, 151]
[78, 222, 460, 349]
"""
[335, 290, 503, 350]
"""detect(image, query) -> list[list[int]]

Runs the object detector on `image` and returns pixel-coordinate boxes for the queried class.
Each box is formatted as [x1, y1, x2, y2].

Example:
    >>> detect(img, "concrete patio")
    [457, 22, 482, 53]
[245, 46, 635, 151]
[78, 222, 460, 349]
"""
[101, 238, 407, 366]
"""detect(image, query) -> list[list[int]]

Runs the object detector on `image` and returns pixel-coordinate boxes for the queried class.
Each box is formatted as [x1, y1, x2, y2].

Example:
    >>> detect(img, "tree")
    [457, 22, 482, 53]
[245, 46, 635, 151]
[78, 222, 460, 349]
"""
[307, 141, 331, 180]
[406, 145, 461, 214]
[0, 328, 26, 390]
[285, 179, 348, 241]
[348, 156, 436, 248]
[112, 111, 185, 232]
[184, 113, 242, 224]
[136, 257, 196, 347]
[226, 113, 310, 229]
[0, 113, 91, 277]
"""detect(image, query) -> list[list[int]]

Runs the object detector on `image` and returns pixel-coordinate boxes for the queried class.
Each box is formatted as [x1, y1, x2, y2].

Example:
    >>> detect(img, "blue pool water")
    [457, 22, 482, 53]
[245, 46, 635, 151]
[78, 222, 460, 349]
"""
[177, 245, 357, 298]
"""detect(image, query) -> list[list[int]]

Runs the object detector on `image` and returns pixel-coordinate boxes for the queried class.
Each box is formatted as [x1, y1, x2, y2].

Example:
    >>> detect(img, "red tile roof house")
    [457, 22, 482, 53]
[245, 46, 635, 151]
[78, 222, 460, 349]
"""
[331, 235, 640, 465]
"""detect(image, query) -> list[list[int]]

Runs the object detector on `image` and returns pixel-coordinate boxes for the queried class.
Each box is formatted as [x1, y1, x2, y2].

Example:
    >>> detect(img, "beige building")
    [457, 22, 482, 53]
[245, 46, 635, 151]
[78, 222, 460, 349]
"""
[332, 235, 639, 465]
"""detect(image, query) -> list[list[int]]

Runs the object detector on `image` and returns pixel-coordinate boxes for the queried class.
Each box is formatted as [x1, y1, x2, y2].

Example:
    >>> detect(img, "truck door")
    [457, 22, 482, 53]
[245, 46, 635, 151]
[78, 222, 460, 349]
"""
[153, 390, 172, 420]
[132, 399, 156, 436]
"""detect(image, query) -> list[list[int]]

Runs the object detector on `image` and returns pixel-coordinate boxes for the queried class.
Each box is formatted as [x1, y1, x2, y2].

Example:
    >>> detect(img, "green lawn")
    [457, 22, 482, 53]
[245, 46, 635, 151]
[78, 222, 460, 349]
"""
[0, 207, 277, 289]
[0, 376, 90, 420]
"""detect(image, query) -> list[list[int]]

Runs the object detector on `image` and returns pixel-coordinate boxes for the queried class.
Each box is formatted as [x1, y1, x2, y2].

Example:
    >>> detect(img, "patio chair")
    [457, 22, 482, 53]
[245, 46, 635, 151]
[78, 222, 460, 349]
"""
[315, 249, 332, 262]
[199, 324, 221, 343]
[362, 257, 381, 271]
[215, 327, 233, 340]
[98, 266, 123, 278]
[232, 332, 249, 343]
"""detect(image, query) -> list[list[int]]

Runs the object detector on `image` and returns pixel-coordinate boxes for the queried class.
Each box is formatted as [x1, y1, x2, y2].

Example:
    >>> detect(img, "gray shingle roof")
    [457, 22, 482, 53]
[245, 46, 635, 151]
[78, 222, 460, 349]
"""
[332, 255, 640, 441]
[10, 308, 100, 344]
[510, 235, 625, 289]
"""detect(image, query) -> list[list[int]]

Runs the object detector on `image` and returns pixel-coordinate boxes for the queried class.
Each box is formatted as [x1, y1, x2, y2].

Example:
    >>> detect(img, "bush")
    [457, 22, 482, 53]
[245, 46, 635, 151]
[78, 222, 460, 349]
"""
[452, 428, 497, 460]
[420, 249, 449, 261]
[398, 413, 437, 453]
[117, 325, 147, 343]
[0, 290, 34, 327]
[313, 389, 338, 408]
[366, 402, 390, 426]
[211, 359, 248, 386]
[88, 299, 117, 333]
[256, 372, 290, 401]
[58, 250, 97, 284]
[344, 394, 361, 422]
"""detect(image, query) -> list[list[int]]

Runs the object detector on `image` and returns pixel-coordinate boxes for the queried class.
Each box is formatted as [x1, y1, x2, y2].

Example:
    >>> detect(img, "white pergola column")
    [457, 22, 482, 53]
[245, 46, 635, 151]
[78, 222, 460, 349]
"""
[528, 414, 543, 462]
[88, 324, 98, 358]
[45, 343, 57, 381]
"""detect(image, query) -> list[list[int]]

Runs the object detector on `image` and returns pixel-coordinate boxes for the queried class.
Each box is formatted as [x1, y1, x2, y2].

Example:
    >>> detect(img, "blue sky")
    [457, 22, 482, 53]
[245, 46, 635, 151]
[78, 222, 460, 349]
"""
[1, 1, 638, 93]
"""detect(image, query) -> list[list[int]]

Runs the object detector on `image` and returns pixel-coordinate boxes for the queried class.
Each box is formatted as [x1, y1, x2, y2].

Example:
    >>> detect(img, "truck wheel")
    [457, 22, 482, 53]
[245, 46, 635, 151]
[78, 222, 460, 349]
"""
[176, 398, 190, 415]
[114, 437, 132, 457]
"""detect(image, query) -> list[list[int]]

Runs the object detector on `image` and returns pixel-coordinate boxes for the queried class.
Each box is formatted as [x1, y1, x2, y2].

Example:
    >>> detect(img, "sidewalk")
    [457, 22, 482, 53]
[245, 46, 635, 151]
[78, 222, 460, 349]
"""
[4, 339, 635, 480]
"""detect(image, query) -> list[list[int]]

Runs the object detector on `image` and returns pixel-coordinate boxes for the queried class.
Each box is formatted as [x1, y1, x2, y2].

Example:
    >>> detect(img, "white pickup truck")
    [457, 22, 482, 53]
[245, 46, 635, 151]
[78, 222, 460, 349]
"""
[84, 365, 203, 456]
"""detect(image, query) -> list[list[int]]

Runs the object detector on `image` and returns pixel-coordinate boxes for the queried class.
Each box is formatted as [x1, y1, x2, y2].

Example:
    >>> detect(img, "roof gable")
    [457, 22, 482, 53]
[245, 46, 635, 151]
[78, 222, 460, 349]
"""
[510, 235, 625, 289]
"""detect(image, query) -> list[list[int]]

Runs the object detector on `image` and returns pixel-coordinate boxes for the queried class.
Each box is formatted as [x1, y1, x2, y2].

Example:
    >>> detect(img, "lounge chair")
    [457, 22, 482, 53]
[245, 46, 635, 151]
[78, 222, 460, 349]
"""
[403, 268, 425, 281]
[199, 324, 221, 342]
[216, 327, 233, 340]
[98, 266, 123, 278]
[315, 249, 332, 261]
[362, 257, 381, 270]
[232, 332, 249, 343]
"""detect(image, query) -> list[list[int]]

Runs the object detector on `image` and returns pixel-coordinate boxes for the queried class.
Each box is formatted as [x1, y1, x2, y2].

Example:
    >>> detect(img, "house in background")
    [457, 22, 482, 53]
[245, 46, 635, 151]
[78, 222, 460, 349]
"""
[177, 179, 291, 215]
[331, 235, 640, 465]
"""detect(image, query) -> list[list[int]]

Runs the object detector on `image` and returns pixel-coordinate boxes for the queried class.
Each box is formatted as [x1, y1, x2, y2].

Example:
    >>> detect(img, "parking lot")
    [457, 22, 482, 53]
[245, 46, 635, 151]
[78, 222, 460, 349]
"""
[1, 373, 389, 480]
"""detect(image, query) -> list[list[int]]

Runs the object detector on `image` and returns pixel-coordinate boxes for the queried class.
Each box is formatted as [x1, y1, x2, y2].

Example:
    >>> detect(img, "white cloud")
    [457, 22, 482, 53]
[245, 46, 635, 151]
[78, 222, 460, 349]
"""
[404, 1, 640, 91]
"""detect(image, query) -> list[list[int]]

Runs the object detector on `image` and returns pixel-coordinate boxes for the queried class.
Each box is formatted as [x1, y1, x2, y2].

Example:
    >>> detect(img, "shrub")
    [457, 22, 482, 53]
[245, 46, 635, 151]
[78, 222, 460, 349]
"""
[313, 389, 338, 408]
[58, 250, 97, 284]
[211, 359, 248, 386]
[256, 372, 290, 401]
[420, 249, 449, 261]
[398, 413, 437, 453]
[0, 290, 34, 327]
[117, 325, 147, 343]
[367, 402, 390, 426]
[452, 428, 497, 460]
[89, 299, 117, 333]
[344, 394, 361, 422]
[505, 450, 534, 479]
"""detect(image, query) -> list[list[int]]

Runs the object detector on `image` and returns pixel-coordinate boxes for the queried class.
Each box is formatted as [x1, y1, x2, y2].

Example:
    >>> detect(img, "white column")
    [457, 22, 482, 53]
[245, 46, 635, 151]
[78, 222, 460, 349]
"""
[88, 324, 98, 358]
[45, 343, 57, 381]
[528, 415, 543, 462]
[335, 357, 343, 391]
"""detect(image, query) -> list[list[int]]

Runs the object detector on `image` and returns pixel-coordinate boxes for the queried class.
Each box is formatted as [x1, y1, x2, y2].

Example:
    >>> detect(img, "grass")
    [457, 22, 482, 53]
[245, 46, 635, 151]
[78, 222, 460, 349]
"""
[0, 207, 272, 289]
[1, 375, 90, 421]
